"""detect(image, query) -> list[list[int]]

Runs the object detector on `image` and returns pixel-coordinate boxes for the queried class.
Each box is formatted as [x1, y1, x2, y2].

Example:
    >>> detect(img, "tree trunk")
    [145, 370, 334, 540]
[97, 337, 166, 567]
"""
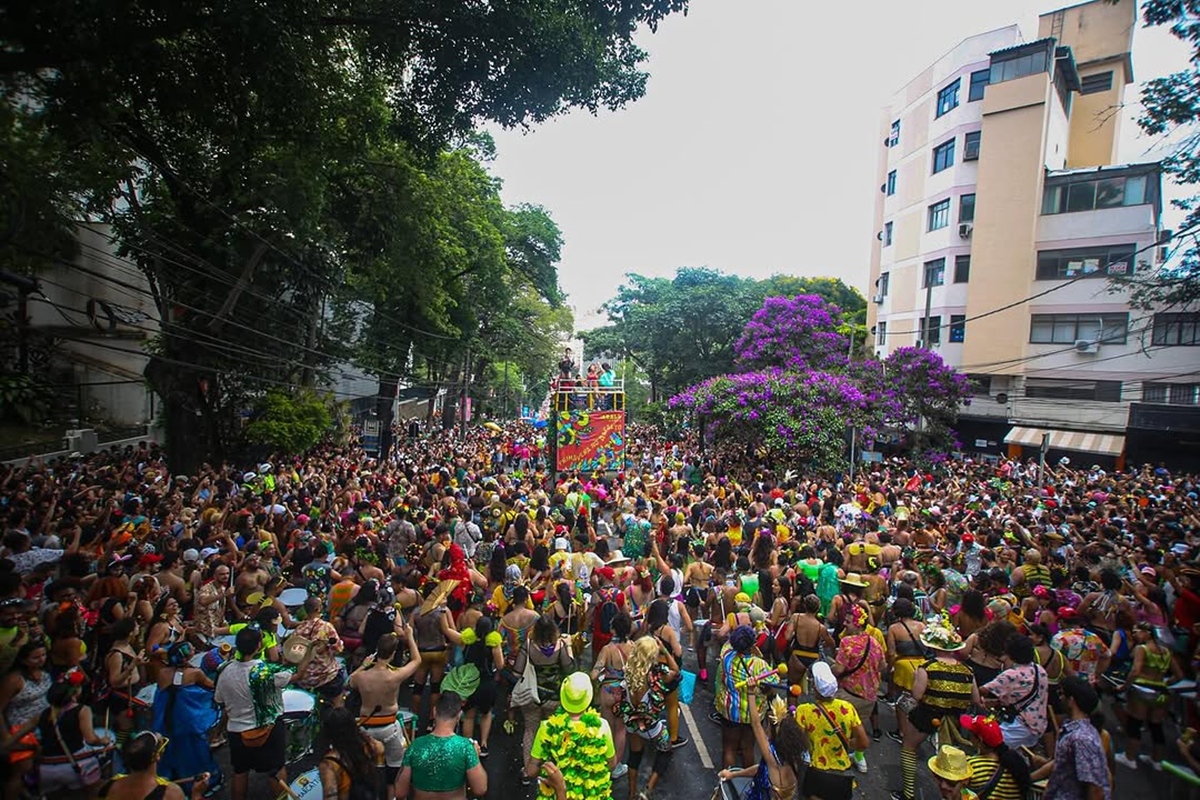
[144, 340, 209, 474]
[375, 375, 397, 460]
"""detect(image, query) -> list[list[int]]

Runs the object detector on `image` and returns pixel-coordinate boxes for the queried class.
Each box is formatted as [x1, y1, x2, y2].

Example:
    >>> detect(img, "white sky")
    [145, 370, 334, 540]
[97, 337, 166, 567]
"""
[486, 0, 1193, 332]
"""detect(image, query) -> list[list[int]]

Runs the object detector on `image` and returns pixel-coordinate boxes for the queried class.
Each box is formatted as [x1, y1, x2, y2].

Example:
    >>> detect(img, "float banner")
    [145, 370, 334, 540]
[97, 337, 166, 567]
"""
[555, 410, 624, 472]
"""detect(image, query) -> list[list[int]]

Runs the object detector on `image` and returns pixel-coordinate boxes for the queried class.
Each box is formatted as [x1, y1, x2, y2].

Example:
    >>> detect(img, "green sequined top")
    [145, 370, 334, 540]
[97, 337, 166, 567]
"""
[402, 733, 479, 793]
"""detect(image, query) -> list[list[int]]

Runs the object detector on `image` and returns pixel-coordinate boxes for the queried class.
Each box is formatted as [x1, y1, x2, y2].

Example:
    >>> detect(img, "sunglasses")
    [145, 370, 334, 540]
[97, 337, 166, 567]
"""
[138, 731, 170, 757]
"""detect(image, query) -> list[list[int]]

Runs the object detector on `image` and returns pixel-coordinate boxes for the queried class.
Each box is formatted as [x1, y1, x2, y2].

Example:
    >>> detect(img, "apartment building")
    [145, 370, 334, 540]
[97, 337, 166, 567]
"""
[866, 0, 1199, 469]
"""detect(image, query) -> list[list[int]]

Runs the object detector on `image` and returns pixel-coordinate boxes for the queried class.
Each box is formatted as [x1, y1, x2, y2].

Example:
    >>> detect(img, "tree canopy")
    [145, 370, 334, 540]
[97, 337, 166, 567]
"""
[669, 294, 969, 474]
[1117, 0, 1200, 308]
[0, 1, 690, 467]
[580, 268, 866, 404]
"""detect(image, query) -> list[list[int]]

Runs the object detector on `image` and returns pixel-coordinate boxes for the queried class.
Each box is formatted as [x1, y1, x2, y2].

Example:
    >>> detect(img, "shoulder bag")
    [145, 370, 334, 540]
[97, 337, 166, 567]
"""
[510, 641, 541, 707]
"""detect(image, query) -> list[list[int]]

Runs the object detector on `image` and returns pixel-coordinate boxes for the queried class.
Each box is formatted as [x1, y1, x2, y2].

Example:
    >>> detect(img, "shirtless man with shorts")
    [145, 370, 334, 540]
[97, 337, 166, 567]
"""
[349, 629, 423, 800]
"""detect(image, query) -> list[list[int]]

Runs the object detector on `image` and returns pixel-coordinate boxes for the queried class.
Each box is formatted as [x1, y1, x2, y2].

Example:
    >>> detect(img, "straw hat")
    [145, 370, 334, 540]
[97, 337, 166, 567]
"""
[244, 591, 274, 610]
[839, 572, 869, 588]
[920, 620, 965, 652]
[928, 745, 972, 782]
[606, 550, 630, 565]
[419, 579, 460, 615]
[280, 633, 313, 665]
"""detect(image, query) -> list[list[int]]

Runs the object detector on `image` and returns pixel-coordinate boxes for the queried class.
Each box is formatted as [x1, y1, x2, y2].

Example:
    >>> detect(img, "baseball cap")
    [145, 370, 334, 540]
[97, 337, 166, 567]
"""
[182, 549, 200, 564]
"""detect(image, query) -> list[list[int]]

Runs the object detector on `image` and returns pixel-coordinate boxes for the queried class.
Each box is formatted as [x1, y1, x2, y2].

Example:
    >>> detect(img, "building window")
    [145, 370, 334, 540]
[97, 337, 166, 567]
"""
[936, 79, 961, 117]
[949, 315, 966, 343]
[890, 119, 900, 147]
[1042, 174, 1148, 214]
[886, 170, 896, 196]
[932, 139, 956, 173]
[964, 131, 981, 161]
[876, 321, 887, 347]
[1026, 378, 1122, 402]
[924, 258, 946, 288]
[878, 272, 889, 297]
[883, 221, 893, 246]
[920, 316, 942, 346]
[959, 193, 975, 223]
[1151, 313, 1200, 346]
[968, 69, 989, 102]
[989, 46, 1050, 85]
[954, 255, 971, 283]
[1080, 71, 1114, 95]
[1029, 313, 1130, 345]
[1144, 382, 1200, 405]
[928, 199, 951, 231]
[1035, 244, 1137, 280]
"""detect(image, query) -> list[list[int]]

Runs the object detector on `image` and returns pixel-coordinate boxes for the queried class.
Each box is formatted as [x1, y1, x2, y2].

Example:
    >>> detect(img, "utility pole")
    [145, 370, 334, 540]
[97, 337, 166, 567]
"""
[1038, 432, 1050, 493]
[460, 346, 470, 439]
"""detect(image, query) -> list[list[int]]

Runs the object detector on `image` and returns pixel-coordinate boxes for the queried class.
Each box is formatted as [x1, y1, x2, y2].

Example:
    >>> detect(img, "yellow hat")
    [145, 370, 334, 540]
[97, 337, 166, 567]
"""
[928, 745, 972, 782]
[560, 671, 594, 715]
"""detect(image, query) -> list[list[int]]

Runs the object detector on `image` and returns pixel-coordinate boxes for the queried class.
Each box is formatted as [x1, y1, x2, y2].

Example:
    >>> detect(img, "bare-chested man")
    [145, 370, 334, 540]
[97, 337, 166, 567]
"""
[234, 552, 270, 596]
[349, 630, 423, 800]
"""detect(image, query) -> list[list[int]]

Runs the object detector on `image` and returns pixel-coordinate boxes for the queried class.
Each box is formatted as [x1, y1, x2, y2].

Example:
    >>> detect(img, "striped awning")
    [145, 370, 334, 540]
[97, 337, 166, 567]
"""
[1004, 426, 1125, 457]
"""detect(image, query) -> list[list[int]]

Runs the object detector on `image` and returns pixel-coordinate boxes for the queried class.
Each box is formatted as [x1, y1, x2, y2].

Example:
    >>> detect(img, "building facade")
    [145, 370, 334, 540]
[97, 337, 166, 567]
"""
[866, 0, 1200, 468]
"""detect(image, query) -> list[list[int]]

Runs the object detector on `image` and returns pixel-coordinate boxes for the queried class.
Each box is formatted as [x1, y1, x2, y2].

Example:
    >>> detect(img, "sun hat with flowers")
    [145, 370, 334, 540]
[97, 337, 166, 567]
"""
[920, 617, 965, 652]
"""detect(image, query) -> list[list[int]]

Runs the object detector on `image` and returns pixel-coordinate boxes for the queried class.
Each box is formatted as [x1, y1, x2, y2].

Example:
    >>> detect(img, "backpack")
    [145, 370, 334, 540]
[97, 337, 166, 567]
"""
[596, 588, 620, 636]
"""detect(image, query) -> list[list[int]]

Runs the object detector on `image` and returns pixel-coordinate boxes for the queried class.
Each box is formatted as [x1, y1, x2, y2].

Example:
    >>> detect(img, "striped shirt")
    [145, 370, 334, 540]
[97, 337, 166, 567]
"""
[967, 755, 1024, 800]
[715, 645, 768, 724]
[922, 660, 974, 712]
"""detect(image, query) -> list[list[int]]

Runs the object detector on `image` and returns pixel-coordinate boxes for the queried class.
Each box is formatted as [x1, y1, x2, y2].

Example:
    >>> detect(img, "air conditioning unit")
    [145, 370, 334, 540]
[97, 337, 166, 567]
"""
[872, 293, 885, 304]
[958, 223, 974, 239]
[1074, 339, 1099, 354]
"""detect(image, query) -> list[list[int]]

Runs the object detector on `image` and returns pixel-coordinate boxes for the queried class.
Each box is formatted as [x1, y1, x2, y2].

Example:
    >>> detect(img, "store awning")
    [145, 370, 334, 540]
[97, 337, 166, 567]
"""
[1004, 426, 1125, 457]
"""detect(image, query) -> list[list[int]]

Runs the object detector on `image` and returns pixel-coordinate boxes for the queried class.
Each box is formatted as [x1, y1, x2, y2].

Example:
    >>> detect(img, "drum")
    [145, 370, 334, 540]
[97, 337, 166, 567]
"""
[282, 689, 318, 763]
[1029, 778, 1047, 800]
[282, 768, 323, 800]
[188, 651, 205, 668]
[280, 588, 308, 608]
[89, 726, 117, 775]
[134, 685, 157, 732]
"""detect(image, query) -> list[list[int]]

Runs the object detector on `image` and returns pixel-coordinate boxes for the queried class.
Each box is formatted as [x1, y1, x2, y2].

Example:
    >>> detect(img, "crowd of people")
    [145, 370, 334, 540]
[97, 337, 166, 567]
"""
[0, 417, 1197, 800]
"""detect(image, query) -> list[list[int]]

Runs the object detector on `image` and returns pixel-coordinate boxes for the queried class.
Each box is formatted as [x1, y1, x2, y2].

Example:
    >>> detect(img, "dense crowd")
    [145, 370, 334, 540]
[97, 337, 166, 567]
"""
[0, 420, 1198, 800]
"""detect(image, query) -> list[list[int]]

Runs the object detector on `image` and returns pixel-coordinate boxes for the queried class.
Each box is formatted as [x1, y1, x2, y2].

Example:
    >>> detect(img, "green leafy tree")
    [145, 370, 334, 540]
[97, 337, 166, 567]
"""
[1115, 0, 1199, 308]
[245, 390, 333, 456]
[1, 0, 688, 469]
[582, 268, 866, 401]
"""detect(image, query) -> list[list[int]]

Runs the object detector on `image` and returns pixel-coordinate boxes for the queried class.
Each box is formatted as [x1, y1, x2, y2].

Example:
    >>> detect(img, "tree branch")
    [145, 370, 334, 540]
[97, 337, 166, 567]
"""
[207, 241, 270, 333]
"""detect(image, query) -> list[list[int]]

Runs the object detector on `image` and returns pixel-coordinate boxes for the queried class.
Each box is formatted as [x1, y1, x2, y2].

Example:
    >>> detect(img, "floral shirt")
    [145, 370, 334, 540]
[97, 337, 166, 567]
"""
[982, 663, 1048, 735]
[794, 698, 860, 773]
[835, 632, 885, 702]
[1044, 718, 1111, 800]
[293, 617, 344, 690]
[1051, 628, 1107, 682]
[193, 582, 226, 638]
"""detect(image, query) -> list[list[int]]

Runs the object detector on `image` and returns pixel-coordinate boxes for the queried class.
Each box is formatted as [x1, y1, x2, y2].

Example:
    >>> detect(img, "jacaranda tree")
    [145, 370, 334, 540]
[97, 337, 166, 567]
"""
[670, 295, 970, 473]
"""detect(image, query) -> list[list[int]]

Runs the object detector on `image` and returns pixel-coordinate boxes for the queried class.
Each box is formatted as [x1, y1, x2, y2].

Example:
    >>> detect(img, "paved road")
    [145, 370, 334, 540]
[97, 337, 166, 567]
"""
[215, 654, 1176, 800]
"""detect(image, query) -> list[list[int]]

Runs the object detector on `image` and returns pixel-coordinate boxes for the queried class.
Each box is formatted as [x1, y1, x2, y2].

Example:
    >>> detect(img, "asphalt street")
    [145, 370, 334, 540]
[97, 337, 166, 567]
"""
[213, 649, 1179, 800]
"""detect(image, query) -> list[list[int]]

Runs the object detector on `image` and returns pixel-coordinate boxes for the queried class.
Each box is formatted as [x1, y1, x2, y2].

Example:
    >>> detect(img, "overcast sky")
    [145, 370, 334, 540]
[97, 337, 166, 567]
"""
[486, 0, 1192, 331]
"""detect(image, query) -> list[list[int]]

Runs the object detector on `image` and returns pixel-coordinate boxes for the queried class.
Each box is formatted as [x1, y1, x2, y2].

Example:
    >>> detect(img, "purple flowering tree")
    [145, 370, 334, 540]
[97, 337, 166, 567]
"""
[882, 346, 972, 451]
[734, 294, 850, 372]
[670, 296, 971, 473]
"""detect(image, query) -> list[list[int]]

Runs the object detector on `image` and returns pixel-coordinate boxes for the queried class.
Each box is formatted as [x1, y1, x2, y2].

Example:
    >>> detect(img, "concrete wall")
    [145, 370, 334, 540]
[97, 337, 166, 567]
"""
[29, 224, 159, 426]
